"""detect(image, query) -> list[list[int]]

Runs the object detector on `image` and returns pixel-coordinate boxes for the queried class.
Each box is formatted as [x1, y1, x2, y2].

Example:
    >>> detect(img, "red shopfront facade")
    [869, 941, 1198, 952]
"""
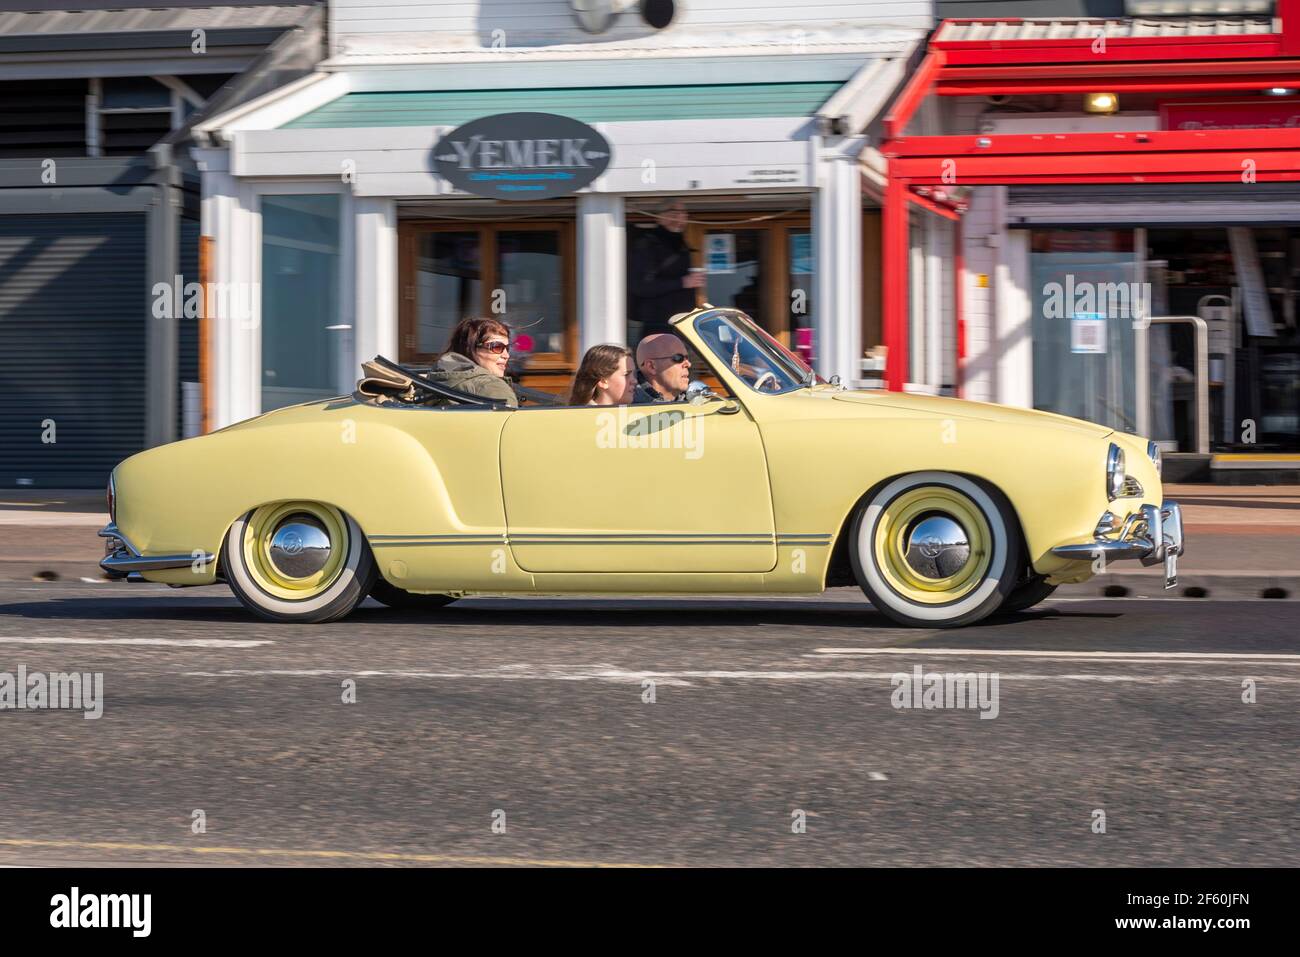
[878, 3, 1300, 453]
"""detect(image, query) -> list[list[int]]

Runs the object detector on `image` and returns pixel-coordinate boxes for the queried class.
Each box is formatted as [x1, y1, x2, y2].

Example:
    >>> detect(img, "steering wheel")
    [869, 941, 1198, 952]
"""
[752, 370, 779, 392]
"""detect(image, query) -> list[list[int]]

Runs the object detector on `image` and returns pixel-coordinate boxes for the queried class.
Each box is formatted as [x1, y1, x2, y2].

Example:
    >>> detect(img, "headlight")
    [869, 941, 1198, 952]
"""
[1106, 443, 1126, 501]
[1147, 440, 1162, 478]
[106, 473, 116, 523]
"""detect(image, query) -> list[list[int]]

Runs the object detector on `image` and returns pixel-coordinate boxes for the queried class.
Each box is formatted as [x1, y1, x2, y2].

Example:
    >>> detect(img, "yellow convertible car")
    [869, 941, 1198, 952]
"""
[100, 306, 1183, 628]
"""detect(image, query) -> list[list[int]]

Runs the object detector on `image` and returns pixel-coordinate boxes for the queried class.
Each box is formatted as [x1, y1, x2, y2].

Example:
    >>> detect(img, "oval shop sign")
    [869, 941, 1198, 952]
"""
[432, 112, 613, 200]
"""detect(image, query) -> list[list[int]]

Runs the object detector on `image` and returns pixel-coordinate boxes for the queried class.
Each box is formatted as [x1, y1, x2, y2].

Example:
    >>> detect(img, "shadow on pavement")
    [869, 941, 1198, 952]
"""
[0, 592, 1122, 633]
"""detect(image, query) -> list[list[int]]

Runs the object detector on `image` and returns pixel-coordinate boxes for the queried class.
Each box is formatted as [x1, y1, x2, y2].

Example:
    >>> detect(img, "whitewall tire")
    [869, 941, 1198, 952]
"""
[222, 502, 376, 624]
[849, 472, 1023, 629]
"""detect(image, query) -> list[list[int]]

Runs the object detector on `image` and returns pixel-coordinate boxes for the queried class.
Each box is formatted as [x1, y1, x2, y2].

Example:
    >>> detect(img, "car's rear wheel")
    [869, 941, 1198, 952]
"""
[222, 502, 375, 623]
[368, 577, 457, 610]
[1001, 575, 1058, 613]
[849, 472, 1023, 628]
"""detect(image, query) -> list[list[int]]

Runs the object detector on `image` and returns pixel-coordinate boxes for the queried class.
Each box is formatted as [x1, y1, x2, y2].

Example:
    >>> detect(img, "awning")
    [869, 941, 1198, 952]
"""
[281, 82, 845, 129]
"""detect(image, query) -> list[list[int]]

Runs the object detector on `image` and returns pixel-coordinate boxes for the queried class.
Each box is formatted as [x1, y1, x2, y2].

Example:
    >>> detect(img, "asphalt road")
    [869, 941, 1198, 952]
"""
[1, 582, 1297, 867]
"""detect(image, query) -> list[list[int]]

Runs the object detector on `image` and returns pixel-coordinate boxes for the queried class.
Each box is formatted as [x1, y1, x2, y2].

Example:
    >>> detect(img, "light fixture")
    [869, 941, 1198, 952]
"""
[1084, 92, 1119, 114]
[570, 0, 674, 33]
[1264, 87, 1298, 96]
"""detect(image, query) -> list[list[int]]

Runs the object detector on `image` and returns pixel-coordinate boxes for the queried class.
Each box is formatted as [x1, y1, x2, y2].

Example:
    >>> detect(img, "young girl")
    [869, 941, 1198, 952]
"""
[567, 344, 636, 406]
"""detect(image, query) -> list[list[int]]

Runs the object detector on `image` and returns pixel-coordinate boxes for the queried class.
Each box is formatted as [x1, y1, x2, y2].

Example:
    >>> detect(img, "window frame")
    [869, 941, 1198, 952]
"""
[398, 219, 577, 377]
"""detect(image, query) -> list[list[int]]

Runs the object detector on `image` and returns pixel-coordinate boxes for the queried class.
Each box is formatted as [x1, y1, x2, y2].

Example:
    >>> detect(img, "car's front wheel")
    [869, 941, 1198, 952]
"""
[850, 472, 1023, 628]
[222, 502, 376, 623]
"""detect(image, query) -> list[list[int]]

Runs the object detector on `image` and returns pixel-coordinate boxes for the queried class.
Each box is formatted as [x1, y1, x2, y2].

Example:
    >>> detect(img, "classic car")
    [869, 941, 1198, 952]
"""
[100, 306, 1183, 628]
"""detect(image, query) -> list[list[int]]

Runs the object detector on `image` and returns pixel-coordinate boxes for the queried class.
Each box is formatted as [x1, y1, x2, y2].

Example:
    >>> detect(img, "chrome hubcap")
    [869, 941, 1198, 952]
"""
[267, 514, 332, 579]
[904, 513, 971, 579]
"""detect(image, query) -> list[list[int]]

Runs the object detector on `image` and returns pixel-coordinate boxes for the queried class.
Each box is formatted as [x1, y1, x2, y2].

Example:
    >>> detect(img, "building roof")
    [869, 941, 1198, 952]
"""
[0, 3, 316, 44]
[934, 16, 1276, 42]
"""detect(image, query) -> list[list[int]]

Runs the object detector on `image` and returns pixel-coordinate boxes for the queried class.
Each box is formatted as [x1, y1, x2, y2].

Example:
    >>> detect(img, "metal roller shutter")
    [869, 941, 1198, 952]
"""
[0, 212, 147, 489]
[178, 216, 200, 437]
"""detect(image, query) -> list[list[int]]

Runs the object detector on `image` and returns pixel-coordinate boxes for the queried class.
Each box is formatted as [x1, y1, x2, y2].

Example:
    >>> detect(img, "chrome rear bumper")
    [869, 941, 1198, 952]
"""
[1050, 501, 1185, 588]
[99, 523, 215, 580]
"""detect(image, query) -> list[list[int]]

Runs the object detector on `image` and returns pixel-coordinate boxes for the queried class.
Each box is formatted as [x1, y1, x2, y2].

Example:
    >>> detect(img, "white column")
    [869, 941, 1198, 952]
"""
[577, 193, 626, 349]
[814, 150, 862, 385]
[354, 197, 398, 368]
[995, 224, 1034, 409]
[197, 152, 258, 429]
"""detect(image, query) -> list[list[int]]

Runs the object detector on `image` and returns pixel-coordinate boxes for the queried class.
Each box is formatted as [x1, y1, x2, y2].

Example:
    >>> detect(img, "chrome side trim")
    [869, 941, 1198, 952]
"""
[102, 552, 215, 573]
[99, 523, 215, 575]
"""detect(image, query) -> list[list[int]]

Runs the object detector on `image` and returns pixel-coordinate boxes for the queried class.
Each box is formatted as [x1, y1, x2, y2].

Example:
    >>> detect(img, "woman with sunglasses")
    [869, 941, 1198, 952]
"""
[425, 317, 519, 407]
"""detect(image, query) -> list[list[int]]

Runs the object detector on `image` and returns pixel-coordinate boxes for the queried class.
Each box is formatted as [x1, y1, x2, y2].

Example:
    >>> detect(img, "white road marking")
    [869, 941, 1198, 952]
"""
[0, 636, 271, 648]
[181, 668, 1300, 686]
[0, 511, 104, 526]
[186, 668, 693, 686]
[810, 647, 1300, 663]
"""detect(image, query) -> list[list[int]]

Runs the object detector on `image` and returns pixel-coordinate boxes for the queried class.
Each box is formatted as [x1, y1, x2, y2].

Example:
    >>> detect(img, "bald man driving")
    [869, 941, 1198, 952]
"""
[633, 333, 692, 404]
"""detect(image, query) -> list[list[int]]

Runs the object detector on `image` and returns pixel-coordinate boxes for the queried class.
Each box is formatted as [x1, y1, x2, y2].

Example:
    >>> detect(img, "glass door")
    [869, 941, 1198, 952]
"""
[1028, 229, 1142, 432]
[259, 194, 343, 412]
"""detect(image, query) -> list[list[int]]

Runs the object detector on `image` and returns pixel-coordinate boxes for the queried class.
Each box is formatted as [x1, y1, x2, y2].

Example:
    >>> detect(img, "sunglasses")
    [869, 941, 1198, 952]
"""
[649, 353, 689, 365]
[478, 340, 510, 355]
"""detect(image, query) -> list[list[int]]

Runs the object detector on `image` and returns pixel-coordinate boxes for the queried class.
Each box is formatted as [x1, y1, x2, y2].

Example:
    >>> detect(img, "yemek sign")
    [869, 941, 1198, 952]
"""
[432, 112, 612, 200]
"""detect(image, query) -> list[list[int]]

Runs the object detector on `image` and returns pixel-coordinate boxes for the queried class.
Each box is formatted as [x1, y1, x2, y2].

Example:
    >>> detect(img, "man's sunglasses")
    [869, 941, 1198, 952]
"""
[478, 340, 510, 355]
[648, 352, 688, 365]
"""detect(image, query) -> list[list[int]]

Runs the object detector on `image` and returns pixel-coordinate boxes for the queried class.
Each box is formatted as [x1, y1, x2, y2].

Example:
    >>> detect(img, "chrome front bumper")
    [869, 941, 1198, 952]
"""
[1050, 500, 1185, 588]
[99, 523, 215, 580]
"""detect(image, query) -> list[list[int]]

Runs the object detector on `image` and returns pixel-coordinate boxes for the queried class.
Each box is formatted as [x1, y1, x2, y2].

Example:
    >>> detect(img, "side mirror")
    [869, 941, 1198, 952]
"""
[685, 380, 714, 400]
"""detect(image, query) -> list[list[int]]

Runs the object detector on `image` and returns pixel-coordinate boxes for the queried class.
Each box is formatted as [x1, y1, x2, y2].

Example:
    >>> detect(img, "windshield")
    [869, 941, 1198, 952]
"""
[692, 309, 820, 395]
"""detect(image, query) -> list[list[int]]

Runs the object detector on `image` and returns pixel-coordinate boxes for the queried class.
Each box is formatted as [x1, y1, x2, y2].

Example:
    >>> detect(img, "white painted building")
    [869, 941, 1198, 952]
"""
[191, 0, 934, 425]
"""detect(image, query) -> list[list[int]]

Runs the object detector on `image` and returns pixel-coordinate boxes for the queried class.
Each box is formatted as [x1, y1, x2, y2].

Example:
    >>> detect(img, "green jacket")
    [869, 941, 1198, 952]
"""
[425, 352, 518, 407]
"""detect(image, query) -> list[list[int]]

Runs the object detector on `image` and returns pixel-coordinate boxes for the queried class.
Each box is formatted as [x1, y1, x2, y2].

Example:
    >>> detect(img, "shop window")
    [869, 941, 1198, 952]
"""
[1146, 226, 1300, 452]
[702, 229, 765, 325]
[627, 209, 813, 358]
[260, 194, 342, 413]
[497, 229, 567, 368]
[415, 231, 482, 356]
[788, 230, 814, 364]
[400, 221, 574, 380]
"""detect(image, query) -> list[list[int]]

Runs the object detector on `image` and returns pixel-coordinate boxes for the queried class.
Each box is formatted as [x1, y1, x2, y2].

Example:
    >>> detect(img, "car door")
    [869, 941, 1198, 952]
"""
[498, 400, 776, 573]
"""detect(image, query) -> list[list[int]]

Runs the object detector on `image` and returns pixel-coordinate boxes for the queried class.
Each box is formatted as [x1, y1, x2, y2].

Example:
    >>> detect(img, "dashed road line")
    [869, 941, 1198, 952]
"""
[0, 636, 271, 648]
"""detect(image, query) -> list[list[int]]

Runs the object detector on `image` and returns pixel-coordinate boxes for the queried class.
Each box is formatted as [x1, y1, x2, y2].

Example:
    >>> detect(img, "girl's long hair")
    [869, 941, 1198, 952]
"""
[568, 344, 633, 406]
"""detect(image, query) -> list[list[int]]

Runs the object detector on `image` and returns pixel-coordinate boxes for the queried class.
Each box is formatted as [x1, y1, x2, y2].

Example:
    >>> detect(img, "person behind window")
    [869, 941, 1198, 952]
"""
[567, 344, 636, 406]
[628, 200, 705, 339]
[426, 316, 519, 407]
[633, 333, 692, 403]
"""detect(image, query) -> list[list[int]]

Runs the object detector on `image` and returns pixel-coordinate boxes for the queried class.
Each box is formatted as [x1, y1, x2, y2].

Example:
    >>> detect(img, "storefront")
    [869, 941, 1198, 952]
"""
[880, 10, 1300, 455]
[190, 5, 931, 425]
[1011, 188, 1300, 454]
